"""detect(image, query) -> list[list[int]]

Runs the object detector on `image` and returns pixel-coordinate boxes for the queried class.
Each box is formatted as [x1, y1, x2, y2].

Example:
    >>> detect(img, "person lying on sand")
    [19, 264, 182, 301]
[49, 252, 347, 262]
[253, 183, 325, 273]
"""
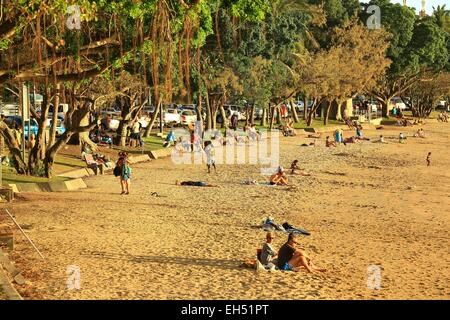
[326, 136, 337, 147]
[277, 233, 326, 273]
[270, 166, 289, 186]
[260, 232, 278, 268]
[343, 136, 358, 144]
[290, 160, 311, 176]
[175, 180, 218, 187]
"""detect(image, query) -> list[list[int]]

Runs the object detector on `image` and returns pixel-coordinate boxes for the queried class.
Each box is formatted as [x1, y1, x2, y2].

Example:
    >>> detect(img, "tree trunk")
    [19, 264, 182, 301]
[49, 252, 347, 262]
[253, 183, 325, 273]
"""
[144, 99, 161, 137]
[260, 108, 267, 127]
[324, 101, 331, 126]
[219, 105, 228, 129]
[0, 122, 28, 174]
[269, 106, 276, 130]
[336, 101, 343, 121]
[290, 100, 299, 123]
[205, 93, 213, 130]
[48, 83, 60, 148]
[249, 105, 255, 126]
[381, 99, 389, 118]
[43, 130, 74, 178]
[245, 105, 250, 127]
[303, 96, 308, 120]
[117, 120, 129, 147]
[276, 106, 281, 125]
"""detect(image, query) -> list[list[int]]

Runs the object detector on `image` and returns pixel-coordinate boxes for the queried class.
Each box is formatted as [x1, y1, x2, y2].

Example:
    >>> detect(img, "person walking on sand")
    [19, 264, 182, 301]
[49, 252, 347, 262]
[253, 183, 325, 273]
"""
[204, 142, 217, 173]
[277, 233, 326, 273]
[117, 152, 132, 195]
[426, 152, 431, 167]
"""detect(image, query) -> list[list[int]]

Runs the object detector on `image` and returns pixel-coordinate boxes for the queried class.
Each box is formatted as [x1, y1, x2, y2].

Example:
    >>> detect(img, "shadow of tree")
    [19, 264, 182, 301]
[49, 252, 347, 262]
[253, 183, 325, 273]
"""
[81, 251, 241, 270]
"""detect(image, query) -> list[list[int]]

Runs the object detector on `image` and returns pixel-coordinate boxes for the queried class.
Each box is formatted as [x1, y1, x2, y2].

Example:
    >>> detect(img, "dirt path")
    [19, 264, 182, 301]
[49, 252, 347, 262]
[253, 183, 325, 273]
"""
[2, 122, 449, 300]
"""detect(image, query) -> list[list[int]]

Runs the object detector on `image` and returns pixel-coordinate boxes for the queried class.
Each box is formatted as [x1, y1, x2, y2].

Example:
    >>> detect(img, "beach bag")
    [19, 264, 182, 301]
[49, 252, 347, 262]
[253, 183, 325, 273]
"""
[113, 165, 121, 177]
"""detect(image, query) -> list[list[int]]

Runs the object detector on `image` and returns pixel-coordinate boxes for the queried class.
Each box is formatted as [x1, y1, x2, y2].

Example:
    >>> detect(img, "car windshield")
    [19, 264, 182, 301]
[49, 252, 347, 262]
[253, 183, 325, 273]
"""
[182, 111, 194, 116]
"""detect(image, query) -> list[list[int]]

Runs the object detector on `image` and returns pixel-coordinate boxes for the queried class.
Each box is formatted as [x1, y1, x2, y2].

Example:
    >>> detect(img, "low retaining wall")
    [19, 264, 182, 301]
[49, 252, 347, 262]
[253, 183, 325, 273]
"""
[149, 148, 173, 160]
[8, 178, 87, 194]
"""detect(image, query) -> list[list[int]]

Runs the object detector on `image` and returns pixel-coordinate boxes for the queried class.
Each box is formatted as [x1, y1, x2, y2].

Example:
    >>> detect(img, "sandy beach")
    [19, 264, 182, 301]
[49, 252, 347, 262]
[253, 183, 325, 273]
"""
[1, 122, 449, 300]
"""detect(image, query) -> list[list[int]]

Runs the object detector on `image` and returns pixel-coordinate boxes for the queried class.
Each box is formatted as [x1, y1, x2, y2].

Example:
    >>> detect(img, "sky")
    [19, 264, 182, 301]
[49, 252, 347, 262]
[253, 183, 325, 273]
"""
[360, 0, 448, 15]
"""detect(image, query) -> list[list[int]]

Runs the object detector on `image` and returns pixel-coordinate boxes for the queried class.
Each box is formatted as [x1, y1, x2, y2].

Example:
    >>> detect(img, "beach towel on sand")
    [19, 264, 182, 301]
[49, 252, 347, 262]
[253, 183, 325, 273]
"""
[258, 218, 311, 236]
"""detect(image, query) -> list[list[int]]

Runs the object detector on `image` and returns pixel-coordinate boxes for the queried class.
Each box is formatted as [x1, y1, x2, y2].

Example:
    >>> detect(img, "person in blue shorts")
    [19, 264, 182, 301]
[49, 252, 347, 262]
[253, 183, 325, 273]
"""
[277, 233, 326, 273]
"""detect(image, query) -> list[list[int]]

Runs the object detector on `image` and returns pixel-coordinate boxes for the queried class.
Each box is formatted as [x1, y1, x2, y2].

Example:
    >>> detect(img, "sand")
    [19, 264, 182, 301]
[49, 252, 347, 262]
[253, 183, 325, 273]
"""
[1, 121, 449, 300]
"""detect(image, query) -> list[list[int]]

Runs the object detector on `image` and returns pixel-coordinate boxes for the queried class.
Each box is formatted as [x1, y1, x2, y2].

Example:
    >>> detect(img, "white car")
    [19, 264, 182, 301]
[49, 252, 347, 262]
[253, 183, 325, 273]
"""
[180, 110, 197, 125]
[163, 108, 181, 125]
[390, 97, 407, 110]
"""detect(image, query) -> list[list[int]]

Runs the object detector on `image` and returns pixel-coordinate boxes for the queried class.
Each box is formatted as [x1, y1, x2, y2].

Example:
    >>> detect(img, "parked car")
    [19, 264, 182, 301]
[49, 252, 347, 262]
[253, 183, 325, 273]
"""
[48, 103, 69, 119]
[46, 115, 66, 136]
[295, 100, 313, 112]
[390, 97, 407, 110]
[223, 105, 245, 120]
[436, 101, 449, 112]
[100, 106, 121, 117]
[142, 105, 156, 114]
[163, 108, 181, 125]
[254, 107, 264, 119]
[179, 110, 197, 125]
[4, 116, 39, 138]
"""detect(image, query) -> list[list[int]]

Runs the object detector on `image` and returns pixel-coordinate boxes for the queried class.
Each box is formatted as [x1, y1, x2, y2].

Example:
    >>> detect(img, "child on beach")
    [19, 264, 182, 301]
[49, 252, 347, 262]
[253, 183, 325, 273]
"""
[116, 152, 132, 195]
[260, 232, 278, 269]
[426, 152, 431, 166]
[399, 133, 407, 144]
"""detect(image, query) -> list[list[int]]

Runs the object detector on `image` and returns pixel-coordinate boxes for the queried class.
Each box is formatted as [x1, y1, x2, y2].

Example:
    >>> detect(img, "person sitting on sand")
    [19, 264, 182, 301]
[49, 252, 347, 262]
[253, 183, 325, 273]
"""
[290, 160, 311, 176]
[326, 136, 337, 147]
[248, 125, 261, 141]
[176, 180, 218, 187]
[260, 232, 278, 268]
[277, 233, 326, 273]
[355, 126, 370, 141]
[270, 166, 289, 186]
[373, 135, 387, 144]
[413, 128, 426, 138]
[399, 132, 407, 144]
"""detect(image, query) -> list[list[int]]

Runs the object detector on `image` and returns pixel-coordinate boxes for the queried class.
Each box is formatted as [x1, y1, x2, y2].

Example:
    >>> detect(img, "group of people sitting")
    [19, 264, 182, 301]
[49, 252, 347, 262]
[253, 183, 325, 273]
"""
[326, 125, 370, 147]
[278, 117, 296, 137]
[269, 162, 311, 186]
[258, 232, 326, 273]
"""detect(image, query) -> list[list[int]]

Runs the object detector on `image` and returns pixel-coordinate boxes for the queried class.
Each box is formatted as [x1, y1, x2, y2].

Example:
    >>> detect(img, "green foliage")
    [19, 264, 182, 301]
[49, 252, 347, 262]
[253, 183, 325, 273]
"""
[228, 0, 271, 22]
